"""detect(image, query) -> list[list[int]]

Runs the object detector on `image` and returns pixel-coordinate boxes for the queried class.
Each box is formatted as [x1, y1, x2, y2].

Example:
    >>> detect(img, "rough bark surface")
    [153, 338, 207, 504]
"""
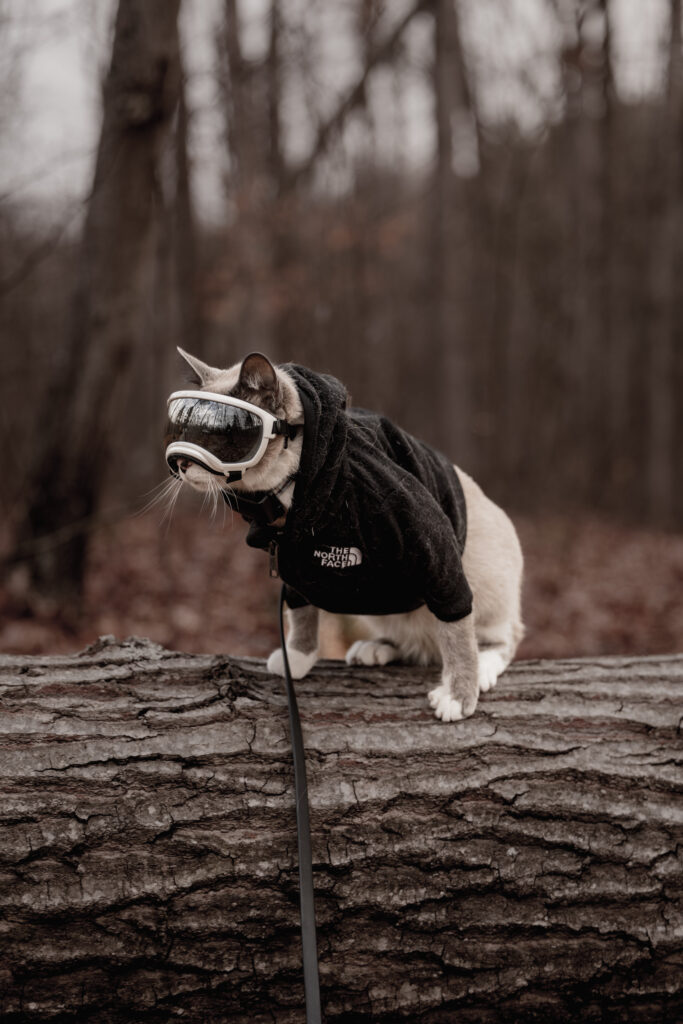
[0, 640, 681, 1023]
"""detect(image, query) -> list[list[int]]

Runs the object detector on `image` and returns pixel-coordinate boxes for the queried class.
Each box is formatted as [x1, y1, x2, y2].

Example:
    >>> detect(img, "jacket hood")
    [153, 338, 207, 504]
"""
[282, 363, 348, 530]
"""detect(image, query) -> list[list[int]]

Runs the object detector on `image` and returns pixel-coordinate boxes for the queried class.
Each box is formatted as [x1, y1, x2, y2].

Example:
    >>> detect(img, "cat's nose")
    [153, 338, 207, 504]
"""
[178, 458, 192, 473]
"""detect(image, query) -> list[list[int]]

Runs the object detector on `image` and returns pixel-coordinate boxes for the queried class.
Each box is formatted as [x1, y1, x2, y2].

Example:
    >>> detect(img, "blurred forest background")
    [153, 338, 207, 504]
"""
[0, 0, 681, 659]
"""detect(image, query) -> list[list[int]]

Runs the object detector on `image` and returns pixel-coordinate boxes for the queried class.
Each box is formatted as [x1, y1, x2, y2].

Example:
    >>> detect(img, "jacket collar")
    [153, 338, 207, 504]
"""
[222, 472, 296, 526]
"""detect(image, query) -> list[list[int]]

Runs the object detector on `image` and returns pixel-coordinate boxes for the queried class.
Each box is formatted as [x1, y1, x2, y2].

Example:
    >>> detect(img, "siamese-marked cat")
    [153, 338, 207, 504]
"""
[169, 349, 524, 722]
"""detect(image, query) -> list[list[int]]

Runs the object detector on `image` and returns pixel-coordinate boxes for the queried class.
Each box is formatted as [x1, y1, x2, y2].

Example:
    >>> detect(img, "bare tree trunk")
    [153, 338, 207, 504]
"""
[266, 0, 298, 365]
[648, 0, 682, 524]
[571, 0, 612, 505]
[429, 0, 473, 456]
[487, 146, 529, 488]
[220, 0, 273, 355]
[1, 639, 681, 1022]
[600, 0, 629, 505]
[18, 0, 181, 606]
[596, 0, 617, 505]
[174, 68, 203, 354]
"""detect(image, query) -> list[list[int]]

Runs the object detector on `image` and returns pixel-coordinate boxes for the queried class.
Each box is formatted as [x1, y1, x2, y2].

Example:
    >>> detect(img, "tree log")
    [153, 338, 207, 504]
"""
[0, 639, 681, 1022]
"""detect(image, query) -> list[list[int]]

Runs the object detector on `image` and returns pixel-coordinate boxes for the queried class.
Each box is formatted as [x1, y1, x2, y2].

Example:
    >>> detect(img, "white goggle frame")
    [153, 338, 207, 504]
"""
[165, 389, 288, 477]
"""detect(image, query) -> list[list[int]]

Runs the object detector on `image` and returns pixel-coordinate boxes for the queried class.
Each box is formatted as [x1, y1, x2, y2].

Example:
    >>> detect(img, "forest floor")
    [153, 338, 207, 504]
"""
[2, 499, 682, 660]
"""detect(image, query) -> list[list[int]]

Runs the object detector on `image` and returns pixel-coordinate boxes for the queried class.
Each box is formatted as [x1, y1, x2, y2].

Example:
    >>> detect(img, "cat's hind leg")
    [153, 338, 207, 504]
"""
[456, 465, 524, 697]
[476, 620, 524, 693]
[346, 607, 440, 668]
[345, 638, 400, 666]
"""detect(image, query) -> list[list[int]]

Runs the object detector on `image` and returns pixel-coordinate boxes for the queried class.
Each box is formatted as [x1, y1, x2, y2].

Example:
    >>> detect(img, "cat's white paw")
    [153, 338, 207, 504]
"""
[267, 647, 318, 680]
[345, 639, 397, 667]
[478, 650, 506, 693]
[427, 681, 463, 722]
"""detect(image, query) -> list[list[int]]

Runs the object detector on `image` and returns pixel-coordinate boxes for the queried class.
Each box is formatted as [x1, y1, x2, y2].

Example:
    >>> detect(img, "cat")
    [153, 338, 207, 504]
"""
[170, 349, 524, 722]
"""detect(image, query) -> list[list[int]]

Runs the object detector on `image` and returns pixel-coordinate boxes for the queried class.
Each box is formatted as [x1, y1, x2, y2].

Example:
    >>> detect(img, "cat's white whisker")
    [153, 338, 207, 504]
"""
[221, 484, 236, 527]
[223, 487, 230, 521]
[148, 478, 182, 522]
[135, 477, 179, 517]
[160, 478, 183, 532]
[139, 477, 176, 500]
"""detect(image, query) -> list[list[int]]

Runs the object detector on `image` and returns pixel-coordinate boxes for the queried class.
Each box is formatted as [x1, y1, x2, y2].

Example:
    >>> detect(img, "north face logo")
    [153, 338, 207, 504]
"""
[313, 545, 363, 569]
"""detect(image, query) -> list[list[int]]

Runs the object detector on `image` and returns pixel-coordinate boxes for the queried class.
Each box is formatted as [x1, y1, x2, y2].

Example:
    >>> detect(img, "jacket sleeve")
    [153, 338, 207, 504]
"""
[393, 493, 473, 623]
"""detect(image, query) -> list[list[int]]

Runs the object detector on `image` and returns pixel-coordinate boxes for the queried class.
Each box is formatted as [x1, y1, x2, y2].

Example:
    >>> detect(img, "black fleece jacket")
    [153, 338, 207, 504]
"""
[247, 365, 472, 622]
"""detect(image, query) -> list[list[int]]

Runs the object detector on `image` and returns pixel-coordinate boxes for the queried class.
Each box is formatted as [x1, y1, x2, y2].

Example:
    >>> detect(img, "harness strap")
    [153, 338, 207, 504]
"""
[222, 488, 287, 524]
[222, 473, 296, 525]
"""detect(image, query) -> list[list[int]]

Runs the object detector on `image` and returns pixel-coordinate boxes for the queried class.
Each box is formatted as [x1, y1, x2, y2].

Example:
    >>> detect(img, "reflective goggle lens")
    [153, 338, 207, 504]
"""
[166, 397, 264, 463]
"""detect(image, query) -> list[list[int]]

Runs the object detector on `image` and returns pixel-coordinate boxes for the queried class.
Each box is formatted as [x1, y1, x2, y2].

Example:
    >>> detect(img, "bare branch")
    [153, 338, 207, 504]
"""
[284, 0, 432, 188]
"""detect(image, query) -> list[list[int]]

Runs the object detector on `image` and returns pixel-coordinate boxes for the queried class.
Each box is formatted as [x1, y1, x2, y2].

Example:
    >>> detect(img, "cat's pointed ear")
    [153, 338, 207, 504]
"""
[177, 347, 220, 387]
[238, 352, 279, 393]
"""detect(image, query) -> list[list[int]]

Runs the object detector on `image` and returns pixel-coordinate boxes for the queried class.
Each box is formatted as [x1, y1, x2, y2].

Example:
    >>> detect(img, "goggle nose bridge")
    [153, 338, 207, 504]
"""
[167, 450, 242, 480]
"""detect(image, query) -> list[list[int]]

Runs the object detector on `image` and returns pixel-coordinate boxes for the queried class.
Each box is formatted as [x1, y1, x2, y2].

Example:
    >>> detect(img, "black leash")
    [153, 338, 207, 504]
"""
[278, 586, 322, 1023]
[224, 483, 321, 1017]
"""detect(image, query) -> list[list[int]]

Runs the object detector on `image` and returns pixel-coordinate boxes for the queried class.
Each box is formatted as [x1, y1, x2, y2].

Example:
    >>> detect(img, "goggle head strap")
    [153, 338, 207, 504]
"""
[272, 420, 299, 447]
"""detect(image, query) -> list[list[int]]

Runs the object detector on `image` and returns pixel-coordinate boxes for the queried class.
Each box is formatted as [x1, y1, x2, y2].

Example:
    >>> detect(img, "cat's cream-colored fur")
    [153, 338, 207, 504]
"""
[349, 466, 524, 705]
[174, 350, 524, 721]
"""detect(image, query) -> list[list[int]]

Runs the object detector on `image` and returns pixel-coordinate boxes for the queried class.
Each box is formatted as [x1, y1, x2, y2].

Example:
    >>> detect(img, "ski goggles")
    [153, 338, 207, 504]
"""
[165, 390, 297, 479]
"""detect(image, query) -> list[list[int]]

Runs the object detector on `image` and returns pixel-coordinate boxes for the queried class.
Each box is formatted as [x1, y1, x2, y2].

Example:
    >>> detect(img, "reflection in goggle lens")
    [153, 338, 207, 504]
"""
[167, 397, 264, 463]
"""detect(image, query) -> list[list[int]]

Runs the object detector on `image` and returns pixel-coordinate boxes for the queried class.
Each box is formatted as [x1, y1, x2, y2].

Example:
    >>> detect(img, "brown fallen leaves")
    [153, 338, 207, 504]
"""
[1, 502, 681, 660]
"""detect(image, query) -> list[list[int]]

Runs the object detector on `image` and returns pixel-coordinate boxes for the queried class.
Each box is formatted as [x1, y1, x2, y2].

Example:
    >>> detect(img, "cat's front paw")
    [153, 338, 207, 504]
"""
[478, 650, 506, 693]
[267, 647, 318, 679]
[345, 639, 398, 666]
[428, 671, 478, 722]
[428, 681, 463, 722]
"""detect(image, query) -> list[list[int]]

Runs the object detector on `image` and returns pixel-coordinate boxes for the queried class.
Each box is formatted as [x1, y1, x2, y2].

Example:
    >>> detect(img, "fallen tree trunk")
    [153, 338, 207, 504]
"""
[0, 639, 681, 1023]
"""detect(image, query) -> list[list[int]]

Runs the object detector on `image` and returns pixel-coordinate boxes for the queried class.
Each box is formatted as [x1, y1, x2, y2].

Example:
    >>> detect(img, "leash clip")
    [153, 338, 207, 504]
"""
[269, 540, 280, 578]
